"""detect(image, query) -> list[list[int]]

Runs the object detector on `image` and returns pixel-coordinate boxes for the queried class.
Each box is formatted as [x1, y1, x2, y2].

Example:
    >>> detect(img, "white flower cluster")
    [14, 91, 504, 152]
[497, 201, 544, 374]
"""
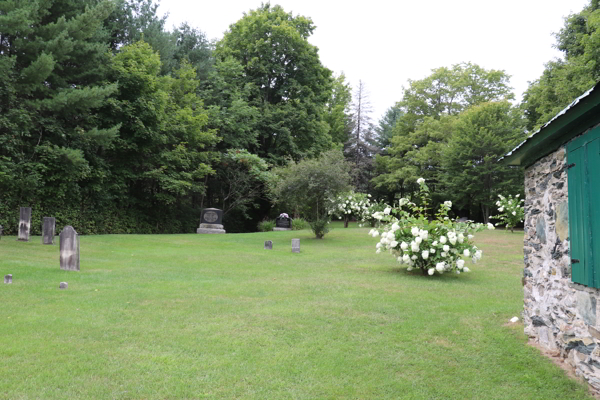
[330, 192, 372, 221]
[368, 177, 493, 276]
[493, 194, 525, 231]
[371, 222, 484, 275]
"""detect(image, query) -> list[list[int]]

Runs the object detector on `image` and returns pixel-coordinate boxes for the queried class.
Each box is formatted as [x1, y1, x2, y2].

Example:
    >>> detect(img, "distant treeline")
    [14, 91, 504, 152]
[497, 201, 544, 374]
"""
[0, 0, 597, 234]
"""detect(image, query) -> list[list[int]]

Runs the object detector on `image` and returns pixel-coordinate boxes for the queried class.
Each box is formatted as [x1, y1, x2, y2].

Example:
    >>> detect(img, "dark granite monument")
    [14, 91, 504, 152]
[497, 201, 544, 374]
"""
[197, 208, 226, 234]
[18, 207, 31, 241]
[42, 217, 56, 245]
[60, 226, 80, 271]
[274, 214, 292, 231]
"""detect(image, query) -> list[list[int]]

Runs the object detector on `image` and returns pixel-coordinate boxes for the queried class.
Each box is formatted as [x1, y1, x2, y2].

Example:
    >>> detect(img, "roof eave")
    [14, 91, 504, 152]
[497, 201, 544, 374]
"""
[502, 83, 600, 167]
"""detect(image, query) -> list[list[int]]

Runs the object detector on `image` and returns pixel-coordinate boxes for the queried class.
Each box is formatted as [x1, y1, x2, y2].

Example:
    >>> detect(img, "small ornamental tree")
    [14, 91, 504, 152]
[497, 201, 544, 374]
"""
[269, 150, 352, 238]
[369, 178, 494, 276]
[329, 191, 372, 227]
[491, 194, 525, 233]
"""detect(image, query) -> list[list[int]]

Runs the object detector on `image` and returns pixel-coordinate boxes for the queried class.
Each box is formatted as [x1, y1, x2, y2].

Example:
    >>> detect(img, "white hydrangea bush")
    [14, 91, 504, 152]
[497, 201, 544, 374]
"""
[491, 194, 524, 233]
[368, 178, 494, 276]
[329, 191, 372, 226]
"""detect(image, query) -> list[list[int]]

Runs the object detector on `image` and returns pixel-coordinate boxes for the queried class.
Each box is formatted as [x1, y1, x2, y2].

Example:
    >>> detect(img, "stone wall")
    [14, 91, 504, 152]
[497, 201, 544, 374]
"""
[523, 137, 600, 390]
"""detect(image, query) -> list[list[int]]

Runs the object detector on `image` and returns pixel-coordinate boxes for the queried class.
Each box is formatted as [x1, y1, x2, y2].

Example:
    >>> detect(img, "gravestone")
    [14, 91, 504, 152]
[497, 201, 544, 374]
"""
[264, 240, 273, 250]
[42, 217, 56, 245]
[4, 274, 12, 284]
[292, 238, 300, 253]
[0, 224, 3, 240]
[18, 207, 32, 241]
[273, 215, 292, 231]
[196, 208, 226, 234]
[59, 282, 68, 290]
[60, 226, 80, 271]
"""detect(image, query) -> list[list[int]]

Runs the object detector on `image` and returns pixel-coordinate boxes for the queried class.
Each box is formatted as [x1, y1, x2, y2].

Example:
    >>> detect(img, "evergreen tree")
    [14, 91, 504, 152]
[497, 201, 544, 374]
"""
[345, 80, 378, 192]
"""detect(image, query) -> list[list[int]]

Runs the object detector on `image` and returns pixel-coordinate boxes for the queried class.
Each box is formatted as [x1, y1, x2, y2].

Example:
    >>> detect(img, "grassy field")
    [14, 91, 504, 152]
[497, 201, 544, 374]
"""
[0, 224, 592, 399]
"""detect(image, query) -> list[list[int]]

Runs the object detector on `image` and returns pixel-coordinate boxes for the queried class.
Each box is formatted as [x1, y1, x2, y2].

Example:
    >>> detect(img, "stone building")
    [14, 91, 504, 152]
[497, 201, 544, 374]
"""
[503, 82, 600, 389]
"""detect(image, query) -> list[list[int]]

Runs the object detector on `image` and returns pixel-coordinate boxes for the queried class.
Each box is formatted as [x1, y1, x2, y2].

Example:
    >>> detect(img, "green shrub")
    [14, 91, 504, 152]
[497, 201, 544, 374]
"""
[309, 218, 330, 239]
[291, 218, 309, 230]
[257, 219, 276, 232]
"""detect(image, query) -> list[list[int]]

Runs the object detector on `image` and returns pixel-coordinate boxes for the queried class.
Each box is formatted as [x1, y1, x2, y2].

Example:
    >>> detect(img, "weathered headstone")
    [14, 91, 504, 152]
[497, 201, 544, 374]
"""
[59, 226, 80, 271]
[196, 208, 226, 234]
[17, 207, 32, 241]
[292, 238, 300, 253]
[264, 240, 273, 250]
[42, 217, 56, 245]
[59, 282, 68, 290]
[273, 214, 292, 231]
[0, 224, 3, 240]
[4, 274, 12, 284]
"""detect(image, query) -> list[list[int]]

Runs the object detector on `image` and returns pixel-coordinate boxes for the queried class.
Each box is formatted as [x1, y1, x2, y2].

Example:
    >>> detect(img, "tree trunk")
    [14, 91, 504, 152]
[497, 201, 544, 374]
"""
[344, 216, 349, 228]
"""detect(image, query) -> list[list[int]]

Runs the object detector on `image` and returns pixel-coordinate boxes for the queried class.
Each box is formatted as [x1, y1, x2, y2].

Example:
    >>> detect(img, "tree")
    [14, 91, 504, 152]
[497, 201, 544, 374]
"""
[99, 41, 218, 231]
[345, 80, 378, 192]
[0, 0, 119, 233]
[269, 149, 352, 238]
[440, 101, 525, 223]
[203, 149, 272, 232]
[522, 1, 600, 131]
[373, 63, 514, 204]
[376, 105, 404, 150]
[215, 3, 333, 163]
[324, 72, 352, 145]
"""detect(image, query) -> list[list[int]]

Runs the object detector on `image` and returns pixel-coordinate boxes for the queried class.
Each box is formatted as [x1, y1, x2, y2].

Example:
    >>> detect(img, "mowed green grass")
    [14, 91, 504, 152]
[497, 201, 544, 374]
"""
[0, 224, 592, 399]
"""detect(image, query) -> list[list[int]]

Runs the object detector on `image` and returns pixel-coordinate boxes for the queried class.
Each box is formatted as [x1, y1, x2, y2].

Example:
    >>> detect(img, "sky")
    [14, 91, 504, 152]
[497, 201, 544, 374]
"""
[158, 0, 590, 122]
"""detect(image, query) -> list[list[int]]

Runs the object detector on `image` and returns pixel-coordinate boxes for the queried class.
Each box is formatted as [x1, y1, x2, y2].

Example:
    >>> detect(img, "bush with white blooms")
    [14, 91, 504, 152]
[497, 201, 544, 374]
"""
[329, 191, 372, 227]
[368, 178, 494, 276]
[491, 194, 524, 233]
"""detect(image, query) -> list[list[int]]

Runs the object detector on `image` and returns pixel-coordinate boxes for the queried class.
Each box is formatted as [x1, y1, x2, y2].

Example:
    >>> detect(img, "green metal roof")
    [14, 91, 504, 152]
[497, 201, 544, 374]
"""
[501, 82, 600, 167]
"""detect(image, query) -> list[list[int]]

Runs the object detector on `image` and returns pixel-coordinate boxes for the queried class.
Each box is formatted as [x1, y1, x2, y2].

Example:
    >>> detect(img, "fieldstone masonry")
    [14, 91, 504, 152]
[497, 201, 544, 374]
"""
[523, 137, 600, 390]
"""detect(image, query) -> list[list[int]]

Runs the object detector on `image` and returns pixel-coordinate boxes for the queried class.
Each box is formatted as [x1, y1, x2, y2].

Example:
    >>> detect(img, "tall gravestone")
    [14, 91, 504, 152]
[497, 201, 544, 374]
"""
[196, 208, 226, 234]
[42, 217, 56, 245]
[18, 207, 31, 241]
[59, 226, 80, 271]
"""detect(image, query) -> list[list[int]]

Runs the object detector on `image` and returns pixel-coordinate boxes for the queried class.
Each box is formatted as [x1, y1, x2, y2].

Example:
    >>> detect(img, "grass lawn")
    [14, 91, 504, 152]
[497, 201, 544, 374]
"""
[0, 223, 593, 399]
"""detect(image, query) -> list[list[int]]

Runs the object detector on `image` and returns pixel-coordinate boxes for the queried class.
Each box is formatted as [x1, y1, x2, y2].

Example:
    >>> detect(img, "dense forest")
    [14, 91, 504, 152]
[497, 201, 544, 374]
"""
[0, 0, 598, 234]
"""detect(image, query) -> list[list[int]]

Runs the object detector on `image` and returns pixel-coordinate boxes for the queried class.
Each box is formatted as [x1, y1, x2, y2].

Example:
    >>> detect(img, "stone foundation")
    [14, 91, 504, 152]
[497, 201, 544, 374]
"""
[524, 137, 600, 390]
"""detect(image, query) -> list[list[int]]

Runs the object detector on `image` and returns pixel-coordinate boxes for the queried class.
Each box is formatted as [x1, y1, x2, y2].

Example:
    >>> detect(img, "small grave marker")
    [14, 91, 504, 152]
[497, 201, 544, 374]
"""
[42, 217, 56, 245]
[4, 274, 12, 284]
[59, 282, 68, 290]
[292, 238, 300, 253]
[18, 207, 32, 241]
[264, 240, 273, 250]
[60, 226, 80, 271]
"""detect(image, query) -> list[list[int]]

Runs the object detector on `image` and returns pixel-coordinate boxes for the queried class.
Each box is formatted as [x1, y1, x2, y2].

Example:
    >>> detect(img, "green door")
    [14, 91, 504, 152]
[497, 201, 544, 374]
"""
[567, 127, 600, 287]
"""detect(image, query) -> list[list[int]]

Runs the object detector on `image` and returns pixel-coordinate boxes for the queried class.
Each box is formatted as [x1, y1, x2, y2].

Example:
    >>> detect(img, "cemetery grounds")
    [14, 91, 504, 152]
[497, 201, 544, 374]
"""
[0, 224, 593, 399]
